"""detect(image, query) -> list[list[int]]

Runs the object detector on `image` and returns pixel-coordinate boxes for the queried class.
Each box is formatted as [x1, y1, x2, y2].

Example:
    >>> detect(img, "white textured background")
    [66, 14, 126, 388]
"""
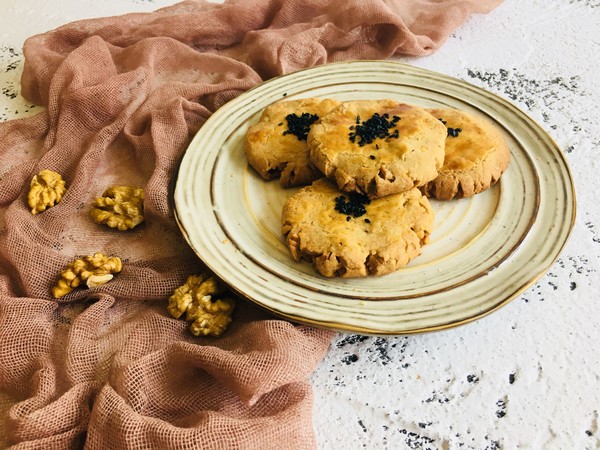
[1, 1, 599, 449]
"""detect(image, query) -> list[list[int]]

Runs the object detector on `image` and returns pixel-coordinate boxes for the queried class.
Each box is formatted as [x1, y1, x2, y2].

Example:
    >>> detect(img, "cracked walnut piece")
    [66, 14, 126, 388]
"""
[28, 169, 67, 214]
[168, 273, 236, 337]
[90, 186, 144, 231]
[52, 253, 122, 298]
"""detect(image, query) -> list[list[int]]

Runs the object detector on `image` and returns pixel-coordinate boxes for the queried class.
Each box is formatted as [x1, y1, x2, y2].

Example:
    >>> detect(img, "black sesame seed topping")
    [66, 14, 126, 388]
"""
[346, 216, 351, 221]
[348, 112, 401, 146]
[438, 118, 462, 137]
[335, 193, 371, 218]
[364, 218, 371, 224]
[278, 122, 283, 126]
[369, 155, 376, 160]
[282, 112, 320, 141]
[447, 127, 462, 137]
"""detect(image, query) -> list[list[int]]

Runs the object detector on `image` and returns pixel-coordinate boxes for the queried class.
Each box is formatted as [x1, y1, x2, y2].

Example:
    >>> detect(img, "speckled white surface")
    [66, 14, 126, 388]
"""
[1, 1, 599, 449]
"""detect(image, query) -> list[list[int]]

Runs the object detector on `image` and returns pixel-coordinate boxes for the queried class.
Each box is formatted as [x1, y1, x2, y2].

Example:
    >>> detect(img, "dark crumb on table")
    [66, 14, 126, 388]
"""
[342, 354, 359, 364]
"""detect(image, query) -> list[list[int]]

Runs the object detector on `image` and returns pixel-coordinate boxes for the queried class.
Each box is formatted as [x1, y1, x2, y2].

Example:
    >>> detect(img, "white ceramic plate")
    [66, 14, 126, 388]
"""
[174, 61, 575, 335]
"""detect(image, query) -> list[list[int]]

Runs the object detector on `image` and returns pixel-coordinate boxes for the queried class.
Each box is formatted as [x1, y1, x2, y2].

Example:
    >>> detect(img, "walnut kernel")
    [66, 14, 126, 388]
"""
[90, 186, 144, 231]
[28, 169, 67, 214]
[52, 253, 122, 298]
[168, 273, 235, 337]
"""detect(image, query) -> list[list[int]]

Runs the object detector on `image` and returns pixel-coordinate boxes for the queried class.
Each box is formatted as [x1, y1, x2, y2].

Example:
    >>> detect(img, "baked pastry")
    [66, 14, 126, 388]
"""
[308, 100, 446, 198]
[421, 108, 510, 200]
[244, 98, 341, 187]
[281, 178, 434, 278]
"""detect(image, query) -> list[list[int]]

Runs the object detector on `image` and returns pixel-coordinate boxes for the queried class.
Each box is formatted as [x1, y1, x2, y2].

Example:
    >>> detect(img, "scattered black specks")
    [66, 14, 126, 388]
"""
[5, 60, 18, 72]
[495, 398, 507, 418]
[484, 439, 502, 450]
[358, 420, 367, 433]
[547, 281, 558, 291]
[370, 337, 392, 366]
[278, 122, 283, 126]
[341, 353, 358, 364]
[585, 221, 600, 244]
[282, 92, 287, 97]
[570, 281, 577, 291]
[424, 390, 450, 404]
[585, 430, 593, 436]
[509, 373, 516, 384]
[364, 218, 371, 224]
[418, 422, 432, 429]
[397, 429, 436, 449]
[467, 374, 479, 384]
[336, 334, 369, 348]
[568, 0, 600, 8]
[560, 255, 594, 275]
[1, 46, 21, 73]
[332, 376, 345, 387]
[369, 155, 376, 160]
[465, 67, 597, 151]
[2, 87, 18, 100]
[346, 216, 351, 222]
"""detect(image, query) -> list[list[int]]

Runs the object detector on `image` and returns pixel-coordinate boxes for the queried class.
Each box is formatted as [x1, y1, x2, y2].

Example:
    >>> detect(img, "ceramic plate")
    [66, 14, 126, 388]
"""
[174, 61, 575, 335]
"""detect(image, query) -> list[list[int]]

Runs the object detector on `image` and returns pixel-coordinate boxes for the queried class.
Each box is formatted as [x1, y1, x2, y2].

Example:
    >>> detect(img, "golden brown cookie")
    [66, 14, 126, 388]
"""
[308, 100, 446, 198]
[244, 98, 341, 187]
[281, 178, 434, 278]
[421, 108, 511, 200]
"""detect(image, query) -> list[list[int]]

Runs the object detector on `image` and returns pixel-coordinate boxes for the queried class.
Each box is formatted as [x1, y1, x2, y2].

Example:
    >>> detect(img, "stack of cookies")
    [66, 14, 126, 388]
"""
[244, 98, 510, 278]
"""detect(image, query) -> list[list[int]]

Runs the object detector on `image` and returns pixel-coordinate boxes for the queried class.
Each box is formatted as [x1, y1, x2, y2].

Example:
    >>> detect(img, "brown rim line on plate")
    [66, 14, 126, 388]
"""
[173, 60, 576, 335]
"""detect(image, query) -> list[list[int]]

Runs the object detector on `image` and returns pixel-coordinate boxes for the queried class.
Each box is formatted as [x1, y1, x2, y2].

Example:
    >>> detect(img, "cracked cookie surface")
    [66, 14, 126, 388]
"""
[281, 178, 434, 278]
[421, 108, 510, 200]
[244, 98, 340, 187]
[308, 100, 446, 198]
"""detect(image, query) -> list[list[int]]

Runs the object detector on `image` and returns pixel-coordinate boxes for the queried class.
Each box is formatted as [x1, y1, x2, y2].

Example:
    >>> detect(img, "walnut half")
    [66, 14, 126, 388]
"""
[90, 186, 144, 231]
[52, 253, 122, 298]
[28, 169, 67, 214]
[168, 273, 236, 337]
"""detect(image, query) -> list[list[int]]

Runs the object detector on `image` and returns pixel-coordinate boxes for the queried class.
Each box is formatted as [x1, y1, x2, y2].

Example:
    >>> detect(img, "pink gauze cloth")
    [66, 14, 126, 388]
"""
[0, 0, 502, 448]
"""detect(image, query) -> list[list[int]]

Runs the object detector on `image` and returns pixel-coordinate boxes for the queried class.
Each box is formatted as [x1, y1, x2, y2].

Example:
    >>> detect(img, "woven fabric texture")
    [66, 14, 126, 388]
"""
[0, 0, 501, 447]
